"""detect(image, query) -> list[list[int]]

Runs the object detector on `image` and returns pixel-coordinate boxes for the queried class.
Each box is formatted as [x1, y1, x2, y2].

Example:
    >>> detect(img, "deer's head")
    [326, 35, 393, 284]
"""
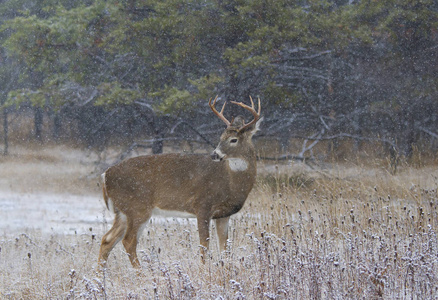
[209, 96, 262, 162]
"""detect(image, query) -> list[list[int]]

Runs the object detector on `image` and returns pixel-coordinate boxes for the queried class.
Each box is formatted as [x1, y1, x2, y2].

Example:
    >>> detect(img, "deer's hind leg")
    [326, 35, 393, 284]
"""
[122, 210, 151, 269]
[99, 211, 128, 267]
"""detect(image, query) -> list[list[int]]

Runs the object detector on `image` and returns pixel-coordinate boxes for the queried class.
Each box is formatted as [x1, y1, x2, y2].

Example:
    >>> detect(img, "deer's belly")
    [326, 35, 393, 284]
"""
[152, 207, 196, 219]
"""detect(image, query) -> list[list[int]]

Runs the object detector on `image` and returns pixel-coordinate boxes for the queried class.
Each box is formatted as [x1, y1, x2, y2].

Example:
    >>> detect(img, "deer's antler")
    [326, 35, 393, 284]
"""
[230, 96, 261, 132]
[209, 95, 231, 127]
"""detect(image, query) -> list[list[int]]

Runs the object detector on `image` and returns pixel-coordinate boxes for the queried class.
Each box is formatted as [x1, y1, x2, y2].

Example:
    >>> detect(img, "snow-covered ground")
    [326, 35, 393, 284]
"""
[0, 192, 201, 237]
[0, 192, 108, 236]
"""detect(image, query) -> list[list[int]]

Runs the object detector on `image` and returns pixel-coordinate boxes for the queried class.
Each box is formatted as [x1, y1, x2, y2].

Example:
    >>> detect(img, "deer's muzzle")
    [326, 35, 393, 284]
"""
[211, 149, 225, 162]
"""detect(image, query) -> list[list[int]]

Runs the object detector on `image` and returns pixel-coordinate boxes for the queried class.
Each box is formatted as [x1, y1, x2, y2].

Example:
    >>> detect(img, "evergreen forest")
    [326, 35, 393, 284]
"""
[1, 0, 437, 161]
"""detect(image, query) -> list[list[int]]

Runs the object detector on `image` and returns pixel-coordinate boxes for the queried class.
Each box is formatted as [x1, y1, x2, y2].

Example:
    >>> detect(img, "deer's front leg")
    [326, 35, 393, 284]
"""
[215, 216, 230, 251]
[197, 216, 211, 263]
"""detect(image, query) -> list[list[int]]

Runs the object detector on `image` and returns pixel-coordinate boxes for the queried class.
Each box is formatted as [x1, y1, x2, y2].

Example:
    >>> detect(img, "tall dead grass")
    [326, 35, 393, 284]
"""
[0, 147, 437, 298]
[0, 145, 99, 195]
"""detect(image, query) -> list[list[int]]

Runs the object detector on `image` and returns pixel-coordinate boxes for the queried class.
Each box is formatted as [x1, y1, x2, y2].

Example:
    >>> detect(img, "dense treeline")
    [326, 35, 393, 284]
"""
[0, 0, 437, 160]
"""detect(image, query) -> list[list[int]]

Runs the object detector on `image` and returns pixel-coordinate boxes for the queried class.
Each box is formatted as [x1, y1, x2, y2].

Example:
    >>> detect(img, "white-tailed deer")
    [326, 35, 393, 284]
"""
[98, 96, 261, 268]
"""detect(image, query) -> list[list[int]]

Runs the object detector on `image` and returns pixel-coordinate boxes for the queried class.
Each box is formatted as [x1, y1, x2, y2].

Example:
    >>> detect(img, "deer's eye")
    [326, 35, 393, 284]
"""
[230, 138, 238, 144]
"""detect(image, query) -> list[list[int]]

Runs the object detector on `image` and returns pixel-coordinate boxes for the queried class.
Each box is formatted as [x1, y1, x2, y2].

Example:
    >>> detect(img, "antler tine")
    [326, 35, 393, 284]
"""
[249, 95, 255, 112]
[230, 96, 261, 132]
[209, 95, 231, 127]
[250, 96, 261, 116]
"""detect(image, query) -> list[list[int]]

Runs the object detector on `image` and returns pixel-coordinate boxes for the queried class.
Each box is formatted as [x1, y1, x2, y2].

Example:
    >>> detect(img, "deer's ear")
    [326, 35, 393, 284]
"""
[254, 117, 263, 132]
[243, 116, 263, 137]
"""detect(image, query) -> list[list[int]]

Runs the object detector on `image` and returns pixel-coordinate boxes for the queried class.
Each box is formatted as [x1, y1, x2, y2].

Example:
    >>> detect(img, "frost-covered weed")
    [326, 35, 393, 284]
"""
[1, 165, 438, 299]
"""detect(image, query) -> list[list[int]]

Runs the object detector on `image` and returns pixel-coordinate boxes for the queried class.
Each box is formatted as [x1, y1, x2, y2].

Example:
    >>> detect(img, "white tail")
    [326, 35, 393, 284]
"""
[98, 96, 262, 268]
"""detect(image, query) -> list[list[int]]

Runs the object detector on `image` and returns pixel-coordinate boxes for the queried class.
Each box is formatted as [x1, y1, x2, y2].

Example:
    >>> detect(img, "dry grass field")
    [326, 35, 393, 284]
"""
[0, 145, 437, 299]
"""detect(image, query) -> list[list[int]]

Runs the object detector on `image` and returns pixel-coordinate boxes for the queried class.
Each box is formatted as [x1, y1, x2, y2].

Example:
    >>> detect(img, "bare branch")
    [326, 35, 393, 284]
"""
[418, 127, 438, 139]
[170, 120, 216, 148]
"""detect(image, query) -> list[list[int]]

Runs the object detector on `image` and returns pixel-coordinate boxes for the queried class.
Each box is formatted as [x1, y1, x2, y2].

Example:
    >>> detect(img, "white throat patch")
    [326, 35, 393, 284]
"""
[227, 158, 248, 172]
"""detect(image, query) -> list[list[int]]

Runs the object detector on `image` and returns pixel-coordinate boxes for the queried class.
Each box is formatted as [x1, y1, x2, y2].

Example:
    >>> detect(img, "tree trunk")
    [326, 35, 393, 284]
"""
[2, 108, 8, 155]
[146, 113, 167, 155]
[151, 133, 164, 154]
[352, 109, 361, 152]
[34, 107, 43, 142]
[52, 112, 61, 141]
[401, 109, 415, 158]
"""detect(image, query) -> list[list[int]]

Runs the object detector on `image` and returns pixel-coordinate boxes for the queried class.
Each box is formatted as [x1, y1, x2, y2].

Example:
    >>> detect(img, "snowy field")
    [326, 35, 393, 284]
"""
[0, 192, 106, 236]
[1, 146, 438, 299]
[0, 191, 201, 236]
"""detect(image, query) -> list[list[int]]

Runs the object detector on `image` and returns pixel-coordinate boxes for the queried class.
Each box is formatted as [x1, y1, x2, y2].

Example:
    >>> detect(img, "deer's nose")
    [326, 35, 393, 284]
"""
[211, 149, 224, 162]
